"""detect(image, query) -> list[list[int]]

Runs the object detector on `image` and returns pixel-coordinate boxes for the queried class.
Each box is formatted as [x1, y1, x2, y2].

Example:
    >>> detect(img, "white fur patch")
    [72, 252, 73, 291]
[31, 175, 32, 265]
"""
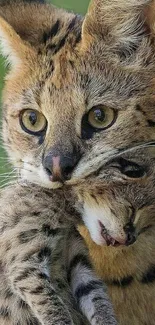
[82, 202, 126, 245]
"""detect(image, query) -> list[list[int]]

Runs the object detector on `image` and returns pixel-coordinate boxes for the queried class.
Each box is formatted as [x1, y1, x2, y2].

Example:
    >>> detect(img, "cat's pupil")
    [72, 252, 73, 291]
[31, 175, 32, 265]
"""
[94, 109, 105, 122]
[29, 112, 37, 126]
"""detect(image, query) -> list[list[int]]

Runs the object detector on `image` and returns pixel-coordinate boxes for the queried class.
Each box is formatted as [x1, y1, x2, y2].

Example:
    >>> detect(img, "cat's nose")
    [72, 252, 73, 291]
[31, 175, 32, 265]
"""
[43, 149, 81, 182]
[124, 222, 136, 246]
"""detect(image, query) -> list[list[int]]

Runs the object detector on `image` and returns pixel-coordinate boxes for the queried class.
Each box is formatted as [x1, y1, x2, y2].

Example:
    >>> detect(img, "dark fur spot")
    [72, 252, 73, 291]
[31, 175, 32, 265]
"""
[18, 299, 29, 309]
[4, 288, 13, 299]
[53, 36, 67, 54]
[38, 272, 50, 281]
[147, 119, 155, 127]
[112, 276, 133, 287]
[27, 319, 39, 325]
[74, 31, 82, 45]
[0, 222, 7, 234]
[92, 296, 105, 302]
[68, 254, 92, 283]
[68, 16, 77, 30]
[55, 279, 66, 289]
[30, 286, 44, 294]
[15, 267, 36, 282]
[18, 229, 38, 244]
[141, 265, 155, 284]
[0, 307, 10, 317]
[42, 224, 60, 236]
[75, 280, 103, 303]
[38, 246, 51, 261]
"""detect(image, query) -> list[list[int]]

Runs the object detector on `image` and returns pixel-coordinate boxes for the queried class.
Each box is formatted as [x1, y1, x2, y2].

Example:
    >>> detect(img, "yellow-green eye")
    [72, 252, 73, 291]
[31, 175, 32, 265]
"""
[88, 105, 116, 129]
[20, 110, 47, 135]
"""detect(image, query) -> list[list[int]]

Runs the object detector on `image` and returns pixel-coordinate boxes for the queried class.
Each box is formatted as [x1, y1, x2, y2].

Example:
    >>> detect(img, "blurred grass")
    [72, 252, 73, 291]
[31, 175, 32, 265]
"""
[0, 0, 89, 178]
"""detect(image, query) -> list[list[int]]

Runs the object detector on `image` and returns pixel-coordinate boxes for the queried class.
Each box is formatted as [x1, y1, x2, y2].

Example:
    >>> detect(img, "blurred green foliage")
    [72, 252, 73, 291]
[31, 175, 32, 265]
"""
[0, 0, 89, 180]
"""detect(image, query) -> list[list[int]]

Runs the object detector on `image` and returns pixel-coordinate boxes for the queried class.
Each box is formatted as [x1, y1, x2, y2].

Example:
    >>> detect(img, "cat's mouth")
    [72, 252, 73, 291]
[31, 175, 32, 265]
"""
[99, 221, 126, 247]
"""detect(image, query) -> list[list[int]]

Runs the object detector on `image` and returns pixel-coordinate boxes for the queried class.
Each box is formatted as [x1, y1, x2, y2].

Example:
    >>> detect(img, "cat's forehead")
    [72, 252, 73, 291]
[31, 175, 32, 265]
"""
[15, 53, 155, 113]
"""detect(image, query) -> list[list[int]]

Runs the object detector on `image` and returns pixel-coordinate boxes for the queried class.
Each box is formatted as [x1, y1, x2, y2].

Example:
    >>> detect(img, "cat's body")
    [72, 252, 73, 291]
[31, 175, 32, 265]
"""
[0, 0, 155, 324]
[0, 182, 117, 325]
[77, 145, 155, 325]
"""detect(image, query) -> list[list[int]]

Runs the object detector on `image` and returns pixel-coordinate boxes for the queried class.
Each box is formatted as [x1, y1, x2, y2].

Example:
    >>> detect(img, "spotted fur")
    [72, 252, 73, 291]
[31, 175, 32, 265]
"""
[0, 182, 117, 325]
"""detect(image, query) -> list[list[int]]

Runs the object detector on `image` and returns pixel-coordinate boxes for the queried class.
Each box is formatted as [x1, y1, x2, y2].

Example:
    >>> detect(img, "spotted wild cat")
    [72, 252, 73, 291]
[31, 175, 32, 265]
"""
[0, 0, 155, 324]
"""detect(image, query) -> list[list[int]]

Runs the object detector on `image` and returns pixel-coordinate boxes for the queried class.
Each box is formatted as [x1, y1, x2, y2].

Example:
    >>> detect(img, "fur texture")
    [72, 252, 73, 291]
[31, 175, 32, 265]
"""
[0, 183, 117, 324]
[1, 0, 155, 324]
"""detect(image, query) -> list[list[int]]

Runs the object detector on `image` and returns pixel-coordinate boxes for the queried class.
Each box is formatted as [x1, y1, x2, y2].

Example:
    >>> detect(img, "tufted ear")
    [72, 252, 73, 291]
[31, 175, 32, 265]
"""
[0, 1, 63, 49]
[81, 0, 155, 55]
[0, 1, 59, 67]
[0, 15, 35, 68]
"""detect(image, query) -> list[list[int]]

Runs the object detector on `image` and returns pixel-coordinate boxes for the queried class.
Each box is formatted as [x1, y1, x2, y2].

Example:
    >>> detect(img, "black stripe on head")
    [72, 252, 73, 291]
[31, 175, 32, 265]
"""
[75, 280, 103, 304]
[43, 20, 60, 43]
[67, 254, 92, 283]
[141, 265, 155, 284]
[47, 16, 78, 55]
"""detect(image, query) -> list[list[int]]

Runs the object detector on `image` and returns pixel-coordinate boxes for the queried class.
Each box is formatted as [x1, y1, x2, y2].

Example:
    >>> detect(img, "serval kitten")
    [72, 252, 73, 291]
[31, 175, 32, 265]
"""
[1, 0, 155, 324]
[0, 181, 117, 325]
[76, 144, 155, 325]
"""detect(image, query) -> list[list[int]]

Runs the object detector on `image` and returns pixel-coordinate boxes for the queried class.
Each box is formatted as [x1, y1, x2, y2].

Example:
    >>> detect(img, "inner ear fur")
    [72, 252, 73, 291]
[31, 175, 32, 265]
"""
[82, 0, 155, 52]
[0, 2, 65, 47]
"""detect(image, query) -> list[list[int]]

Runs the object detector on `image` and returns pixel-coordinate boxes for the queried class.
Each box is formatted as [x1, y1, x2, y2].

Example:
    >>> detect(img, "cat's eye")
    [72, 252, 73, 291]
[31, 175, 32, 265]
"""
[81, 105, 117, 139]
[88, 105, 116, 129]
[20, 110, 47, 135]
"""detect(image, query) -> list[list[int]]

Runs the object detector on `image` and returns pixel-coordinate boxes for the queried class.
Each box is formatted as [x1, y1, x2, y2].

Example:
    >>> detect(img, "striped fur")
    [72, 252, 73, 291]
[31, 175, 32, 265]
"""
[0, 183, 117, 324]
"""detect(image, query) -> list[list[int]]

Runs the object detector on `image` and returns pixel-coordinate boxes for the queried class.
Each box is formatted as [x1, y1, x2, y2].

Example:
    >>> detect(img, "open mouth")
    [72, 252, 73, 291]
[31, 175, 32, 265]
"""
[99, 221, 123, 247]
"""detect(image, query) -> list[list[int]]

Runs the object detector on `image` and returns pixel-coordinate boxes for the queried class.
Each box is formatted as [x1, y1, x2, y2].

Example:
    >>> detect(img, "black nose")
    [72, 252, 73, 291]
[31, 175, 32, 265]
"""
[43, 148, 81, 182]
[124, 222, 136, 246]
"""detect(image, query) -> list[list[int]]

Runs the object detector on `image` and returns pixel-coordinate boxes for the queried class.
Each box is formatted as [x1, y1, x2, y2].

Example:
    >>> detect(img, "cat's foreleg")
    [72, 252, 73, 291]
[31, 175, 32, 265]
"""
[7, 247, 75, 325]
[66, 228, 118, 325]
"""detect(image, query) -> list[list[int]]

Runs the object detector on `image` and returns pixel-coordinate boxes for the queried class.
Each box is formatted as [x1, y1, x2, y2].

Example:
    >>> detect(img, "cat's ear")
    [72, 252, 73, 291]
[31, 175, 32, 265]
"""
[81, 0, 155, 53]
[0, 2, 54, 67]
[0, 2, 57, 48]
[0, 16, 34, 67]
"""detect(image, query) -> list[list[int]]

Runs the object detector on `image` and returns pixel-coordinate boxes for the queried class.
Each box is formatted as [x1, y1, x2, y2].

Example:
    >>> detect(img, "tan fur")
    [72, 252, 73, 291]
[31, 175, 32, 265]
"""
[1, 0, 155, 324]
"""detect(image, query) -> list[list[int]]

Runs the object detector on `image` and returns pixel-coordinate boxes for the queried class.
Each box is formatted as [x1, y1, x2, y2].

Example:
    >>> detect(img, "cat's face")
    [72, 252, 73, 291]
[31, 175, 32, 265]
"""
[75, 146, 155, 246]
[1, 0, 155, 190]
[1, 0, 155, 247]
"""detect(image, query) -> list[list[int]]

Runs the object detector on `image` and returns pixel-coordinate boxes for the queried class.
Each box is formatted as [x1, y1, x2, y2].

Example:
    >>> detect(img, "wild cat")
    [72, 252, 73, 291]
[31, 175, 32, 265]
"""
[0, 0, 155, 324]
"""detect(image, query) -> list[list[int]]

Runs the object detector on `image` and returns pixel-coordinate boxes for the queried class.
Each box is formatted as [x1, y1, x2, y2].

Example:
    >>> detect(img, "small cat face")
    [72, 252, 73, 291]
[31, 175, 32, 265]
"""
[1, 0, 155, 190]
[75, 146, 155, 246]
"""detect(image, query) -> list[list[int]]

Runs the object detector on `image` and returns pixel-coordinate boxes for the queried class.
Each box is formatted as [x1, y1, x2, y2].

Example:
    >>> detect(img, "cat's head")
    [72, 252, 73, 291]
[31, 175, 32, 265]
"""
[1, 0, 155, 189]
[75, 145, 155, 246]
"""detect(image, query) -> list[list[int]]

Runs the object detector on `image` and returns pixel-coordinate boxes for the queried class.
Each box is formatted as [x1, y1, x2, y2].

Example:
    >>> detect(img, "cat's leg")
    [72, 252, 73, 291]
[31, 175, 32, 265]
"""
[7, 244, 75, 325]
[66, 228, 118, 325]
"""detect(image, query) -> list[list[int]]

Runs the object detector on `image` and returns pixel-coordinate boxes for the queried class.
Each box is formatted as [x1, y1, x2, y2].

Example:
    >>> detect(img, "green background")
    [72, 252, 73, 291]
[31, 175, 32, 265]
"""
[0, 0, 89, 182]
